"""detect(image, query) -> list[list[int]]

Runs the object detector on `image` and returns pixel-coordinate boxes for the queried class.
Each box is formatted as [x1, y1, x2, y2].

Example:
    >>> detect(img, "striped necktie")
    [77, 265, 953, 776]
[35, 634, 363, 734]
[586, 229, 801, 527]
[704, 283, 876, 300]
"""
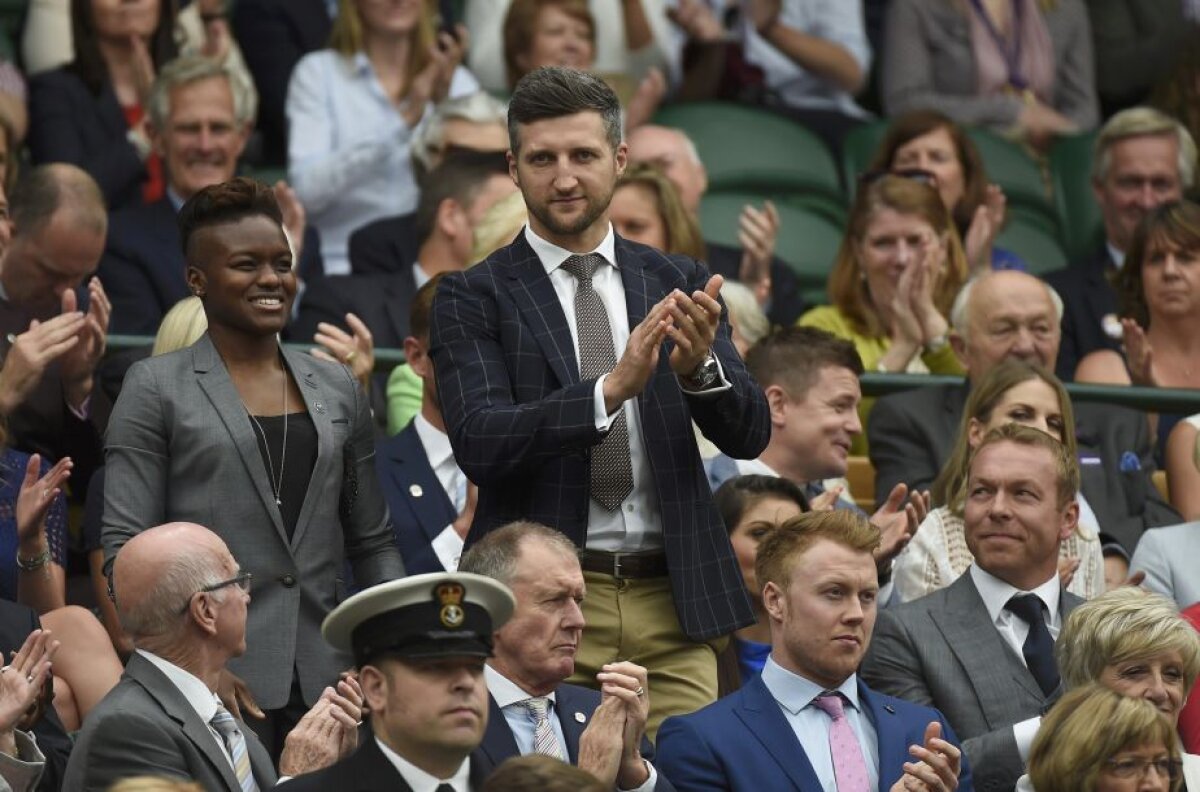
[519, 696, 565, 760]
[210, 705, 260, 792]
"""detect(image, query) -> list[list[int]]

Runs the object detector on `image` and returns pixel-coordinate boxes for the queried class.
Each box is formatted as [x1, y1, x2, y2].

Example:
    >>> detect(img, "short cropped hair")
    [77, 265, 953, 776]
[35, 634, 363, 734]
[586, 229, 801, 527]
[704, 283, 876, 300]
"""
[458, 521, 578, 586]
[744, 326, 864, 399]
[116, 543, 230, 640]
[11, 163, 106, 237]
[969, 423, 1080, 509]
[1058, 587, 1200, 695]
[1028, 684, 1182, 792]
[413, 151, 510, 248]
[508, 67, 621, 154]
[950, 273, 1064, 340]
[1094, 107, 1197, 189]
[713, 474, 810, 537]
[755, 511, 880, 593]
[482, 755, 606, 792]
[178, 177, 283, 264]
[149, 55, 255, 129]
[409, 274, 445, 344]
[412, 92, 509, 180]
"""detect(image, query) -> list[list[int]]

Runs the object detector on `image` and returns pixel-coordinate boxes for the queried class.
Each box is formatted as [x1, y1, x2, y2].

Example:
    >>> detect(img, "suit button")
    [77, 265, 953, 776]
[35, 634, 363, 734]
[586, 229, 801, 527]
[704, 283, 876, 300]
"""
[280, 574, 296, 588]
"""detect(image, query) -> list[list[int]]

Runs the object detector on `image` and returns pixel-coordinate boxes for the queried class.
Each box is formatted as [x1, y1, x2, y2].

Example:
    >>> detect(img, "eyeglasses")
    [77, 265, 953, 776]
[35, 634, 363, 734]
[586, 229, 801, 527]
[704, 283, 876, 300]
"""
[857, 168, 939, 188]
[1103, 757, 1183, 781]
[178, 572, 253, 614]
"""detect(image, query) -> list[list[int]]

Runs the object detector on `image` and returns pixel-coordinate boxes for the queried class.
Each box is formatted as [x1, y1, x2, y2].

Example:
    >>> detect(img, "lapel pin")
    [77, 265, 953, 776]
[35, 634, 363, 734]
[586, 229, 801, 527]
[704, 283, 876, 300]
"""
[409, 484, 424, 498]
[313, 402, 326, 413]
[574, 712, 586, 723]
[884, 705, 895, 714]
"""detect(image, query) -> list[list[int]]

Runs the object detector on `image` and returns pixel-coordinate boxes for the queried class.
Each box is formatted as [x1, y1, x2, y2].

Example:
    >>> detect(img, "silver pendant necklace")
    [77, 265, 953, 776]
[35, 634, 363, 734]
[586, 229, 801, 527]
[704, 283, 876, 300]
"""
[246, 356, 288, 507]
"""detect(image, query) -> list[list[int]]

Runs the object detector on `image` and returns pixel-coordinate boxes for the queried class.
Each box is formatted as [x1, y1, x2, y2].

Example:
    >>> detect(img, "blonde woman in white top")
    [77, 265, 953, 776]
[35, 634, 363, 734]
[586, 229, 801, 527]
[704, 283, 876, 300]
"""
[893, 359, 1104, 601]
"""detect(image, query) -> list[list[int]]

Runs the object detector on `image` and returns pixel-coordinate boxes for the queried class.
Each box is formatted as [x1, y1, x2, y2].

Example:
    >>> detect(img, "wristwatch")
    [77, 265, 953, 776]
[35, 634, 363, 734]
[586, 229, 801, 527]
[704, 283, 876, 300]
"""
[682, 354, 719, 390]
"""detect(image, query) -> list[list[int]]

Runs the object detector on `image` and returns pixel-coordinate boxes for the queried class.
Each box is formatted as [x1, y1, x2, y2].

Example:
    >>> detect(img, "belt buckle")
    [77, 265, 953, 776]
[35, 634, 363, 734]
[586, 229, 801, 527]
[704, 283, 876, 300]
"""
[612, 553, 626, 579]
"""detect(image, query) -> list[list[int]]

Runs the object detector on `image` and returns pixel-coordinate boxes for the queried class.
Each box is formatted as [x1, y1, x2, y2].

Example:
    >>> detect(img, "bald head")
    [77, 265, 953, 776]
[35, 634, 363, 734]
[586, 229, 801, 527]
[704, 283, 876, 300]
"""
[626, 125, 707, 214]
[12, 163, 107, 237]
[949, 270, 1062, 380]
[115, 523, 234, 643]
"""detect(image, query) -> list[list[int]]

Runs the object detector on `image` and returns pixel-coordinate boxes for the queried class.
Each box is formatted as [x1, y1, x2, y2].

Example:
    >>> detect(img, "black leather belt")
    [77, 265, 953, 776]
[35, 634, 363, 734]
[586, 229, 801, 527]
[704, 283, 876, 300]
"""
[578, 550, 668, 579]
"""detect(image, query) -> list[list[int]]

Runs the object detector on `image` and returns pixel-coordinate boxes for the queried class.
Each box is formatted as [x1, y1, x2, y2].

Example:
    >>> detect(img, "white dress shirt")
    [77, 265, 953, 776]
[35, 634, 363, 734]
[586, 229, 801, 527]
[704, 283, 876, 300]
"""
[967, 565, 1061, 761]
[376, 736, 471, 792]
[484, 665, 657, 792]
[413, 413, 468, 570]
[138, 650, 239, 773]
[760, 657, 880, 792]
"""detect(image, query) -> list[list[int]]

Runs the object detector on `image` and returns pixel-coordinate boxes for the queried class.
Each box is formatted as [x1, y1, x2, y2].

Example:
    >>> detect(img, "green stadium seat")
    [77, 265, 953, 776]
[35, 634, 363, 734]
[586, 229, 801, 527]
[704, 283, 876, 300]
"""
[841, 120, 889, 199]
[996, 217, 1069, 276]
[1050, 130, 1102, 263]
[653, 102, 845, 224]
[966, 127, 1060, 237]
[699, 190, 843, 307]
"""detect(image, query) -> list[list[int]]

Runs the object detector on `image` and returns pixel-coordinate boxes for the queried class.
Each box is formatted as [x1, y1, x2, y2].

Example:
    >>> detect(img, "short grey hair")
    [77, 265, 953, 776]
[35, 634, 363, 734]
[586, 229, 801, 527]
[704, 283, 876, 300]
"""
[1093, 107, 1197, 189]
[148, 55, 256, 129]
[720, 280, 769, 348]
[412, 92, 509, 176]
[117, 546, 229, 640]
[458, 521, 577, 586]
[950, 273, 1064, 341]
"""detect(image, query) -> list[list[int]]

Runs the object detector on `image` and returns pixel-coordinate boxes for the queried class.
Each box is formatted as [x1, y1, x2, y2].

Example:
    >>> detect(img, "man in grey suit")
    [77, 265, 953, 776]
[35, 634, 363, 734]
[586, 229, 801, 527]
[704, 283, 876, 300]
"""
[868, 269, 1178, 553]
[861, 424, 1085, 792]
[67, 522, 361, 791]
[1131, 521, 1200, 609]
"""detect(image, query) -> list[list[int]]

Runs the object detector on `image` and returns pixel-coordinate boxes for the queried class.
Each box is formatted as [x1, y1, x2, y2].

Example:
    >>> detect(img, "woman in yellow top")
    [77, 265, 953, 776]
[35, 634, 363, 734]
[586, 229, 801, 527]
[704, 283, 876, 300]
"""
[800, 174, 968, 453]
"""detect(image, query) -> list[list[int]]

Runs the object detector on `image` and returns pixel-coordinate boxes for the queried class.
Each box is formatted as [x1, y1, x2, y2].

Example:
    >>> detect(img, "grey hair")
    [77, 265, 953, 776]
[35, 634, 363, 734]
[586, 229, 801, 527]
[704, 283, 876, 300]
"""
[1093, 107, 1197, 189]
[675, 129, 702, 166]
[720, 280, 769, 348]
[950, 273, 1064, 341]
[458, 521, 578, 586]
[507, 67, 622, 154]
[148, 55, 256, 129]
[117, 545, 229, 640]
[412, 92, 509, 176]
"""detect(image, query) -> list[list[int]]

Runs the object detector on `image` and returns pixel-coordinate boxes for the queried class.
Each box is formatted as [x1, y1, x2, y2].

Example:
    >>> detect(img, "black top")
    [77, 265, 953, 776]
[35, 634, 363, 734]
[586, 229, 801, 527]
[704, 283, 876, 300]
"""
[248, 411, 317, 540]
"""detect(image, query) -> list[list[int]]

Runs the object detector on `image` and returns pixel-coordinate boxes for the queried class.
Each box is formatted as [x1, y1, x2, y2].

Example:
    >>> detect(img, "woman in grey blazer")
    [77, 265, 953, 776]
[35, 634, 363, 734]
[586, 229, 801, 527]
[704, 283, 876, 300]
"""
[100, 178, 404, 752]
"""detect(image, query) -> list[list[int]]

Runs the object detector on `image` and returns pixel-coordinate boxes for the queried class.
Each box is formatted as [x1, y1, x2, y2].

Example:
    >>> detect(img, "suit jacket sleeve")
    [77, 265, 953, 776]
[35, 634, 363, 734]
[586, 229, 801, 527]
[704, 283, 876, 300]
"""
[867, 394, 940, 506]
[429, 271, 606, 485]
[654, 716, 730, 792]
[340, 364, 406, 584]
[861, 610, 1022, 792]
[100, 361, 169, 573]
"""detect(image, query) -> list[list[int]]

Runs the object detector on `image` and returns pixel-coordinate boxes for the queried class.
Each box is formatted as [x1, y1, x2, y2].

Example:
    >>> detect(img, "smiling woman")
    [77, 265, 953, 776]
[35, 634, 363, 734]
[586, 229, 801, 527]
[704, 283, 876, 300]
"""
[100, 177, 404, 756]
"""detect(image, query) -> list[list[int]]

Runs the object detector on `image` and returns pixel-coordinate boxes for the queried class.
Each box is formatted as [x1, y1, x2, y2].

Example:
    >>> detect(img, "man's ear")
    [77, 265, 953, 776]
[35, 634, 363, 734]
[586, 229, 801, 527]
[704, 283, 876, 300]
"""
[507, 150, 520, 186]
[614, 141, 628, 177]
[1058, 498, 1080, 544]
[764, 384, 789, 427]
[949, 330, 969, 370]
[359, 664, 389, 714]
[761, 580, 785, 623]
[146, 120, 165, 157]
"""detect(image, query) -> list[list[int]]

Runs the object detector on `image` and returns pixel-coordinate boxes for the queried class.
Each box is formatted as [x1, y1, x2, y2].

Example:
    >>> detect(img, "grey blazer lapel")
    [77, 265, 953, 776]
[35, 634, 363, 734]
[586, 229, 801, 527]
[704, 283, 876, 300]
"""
[192, 336, 289, 547]
[280, 346, 336, 549]
[934, 574, 1048, 717]
[126, 654, 245, 792]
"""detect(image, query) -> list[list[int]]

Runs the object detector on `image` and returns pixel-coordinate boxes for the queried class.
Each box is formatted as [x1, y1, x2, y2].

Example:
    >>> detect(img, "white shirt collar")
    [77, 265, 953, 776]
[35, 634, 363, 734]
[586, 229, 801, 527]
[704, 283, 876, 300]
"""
[1106, 241, 1125, 270]
[137, 649, 220, 724]
[969, 564, 1062, 628]
[413, 261, 431, 289]
[485, 664, 558, 708]
[413, 413, 454, 471]
[375, 736, 471, 792]
[760, 656, 861, 716]
[523, 223, 617, 277]
[736, 457, 781, 478]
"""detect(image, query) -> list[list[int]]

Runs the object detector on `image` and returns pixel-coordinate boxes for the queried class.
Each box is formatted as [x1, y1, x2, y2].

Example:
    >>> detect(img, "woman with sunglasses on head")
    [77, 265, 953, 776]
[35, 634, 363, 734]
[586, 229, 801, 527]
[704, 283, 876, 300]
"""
[101, 178, 403, 755]
[799, 175, 967, 452]
[870, 109, 1024, 275]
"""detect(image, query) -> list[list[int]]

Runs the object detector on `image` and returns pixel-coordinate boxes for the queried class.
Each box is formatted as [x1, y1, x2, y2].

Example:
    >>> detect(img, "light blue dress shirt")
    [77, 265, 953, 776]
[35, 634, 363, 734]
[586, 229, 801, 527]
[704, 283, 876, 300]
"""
[760, 656, 880, 792]
[285, 50, 479, 274]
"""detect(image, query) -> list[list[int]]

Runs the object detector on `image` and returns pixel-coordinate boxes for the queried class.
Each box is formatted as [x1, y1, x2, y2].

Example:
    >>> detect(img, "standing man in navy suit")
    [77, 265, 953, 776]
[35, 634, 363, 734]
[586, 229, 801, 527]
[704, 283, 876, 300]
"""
[459, 522, 673, 791]
[377, 276, 473, 574]
[656, 510, 970, 792]
[429, 66, 771, 730]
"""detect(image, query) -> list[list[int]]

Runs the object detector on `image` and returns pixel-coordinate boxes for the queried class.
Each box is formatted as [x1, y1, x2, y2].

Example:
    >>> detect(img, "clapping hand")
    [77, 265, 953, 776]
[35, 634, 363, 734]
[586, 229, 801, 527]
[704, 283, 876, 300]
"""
[1120, 318, 1158, 386]
[888, 722, 962, 792]
[311, 313, 375, 393]
[59, 279, 111, 412]
[871, 484, 928, 567]
[738, 201, 779, 306]
[0, 629, 58, 745]
[15, 453, 70, 548]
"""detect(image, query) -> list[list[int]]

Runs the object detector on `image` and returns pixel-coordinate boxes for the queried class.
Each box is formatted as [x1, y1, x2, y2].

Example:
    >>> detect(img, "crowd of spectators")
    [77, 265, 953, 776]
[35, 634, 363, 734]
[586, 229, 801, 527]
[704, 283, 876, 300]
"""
[0, 0, 1194, 790]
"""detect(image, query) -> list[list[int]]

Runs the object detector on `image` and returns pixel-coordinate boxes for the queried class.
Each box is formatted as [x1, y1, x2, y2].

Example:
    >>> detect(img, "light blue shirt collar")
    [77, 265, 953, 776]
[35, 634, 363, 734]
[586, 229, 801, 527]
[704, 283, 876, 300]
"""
[760, 656, 861, 716]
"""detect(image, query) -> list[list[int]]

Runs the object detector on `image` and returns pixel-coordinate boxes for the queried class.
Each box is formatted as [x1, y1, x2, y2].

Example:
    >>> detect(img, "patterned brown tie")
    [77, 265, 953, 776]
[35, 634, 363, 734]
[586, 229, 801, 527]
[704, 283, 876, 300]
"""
[561, 254, 634, 510]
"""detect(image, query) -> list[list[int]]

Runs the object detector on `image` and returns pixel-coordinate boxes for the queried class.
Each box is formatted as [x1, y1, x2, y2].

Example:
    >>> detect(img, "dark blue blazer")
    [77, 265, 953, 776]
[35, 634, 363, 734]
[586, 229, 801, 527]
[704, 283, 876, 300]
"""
[374, 421, 456, 575]
[473, 681, 675, 791]
[429, 233, 770, 641]
[655, 674, 974, 792]
[1045, 246, 1121, 381]
[100, 197, 324, 336]
[29, 68, 146, 212]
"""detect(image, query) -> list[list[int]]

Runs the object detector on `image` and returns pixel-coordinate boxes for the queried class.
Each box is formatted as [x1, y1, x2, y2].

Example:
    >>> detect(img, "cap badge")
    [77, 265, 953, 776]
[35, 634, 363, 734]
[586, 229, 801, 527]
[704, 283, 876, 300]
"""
[437, 582, 466, 628]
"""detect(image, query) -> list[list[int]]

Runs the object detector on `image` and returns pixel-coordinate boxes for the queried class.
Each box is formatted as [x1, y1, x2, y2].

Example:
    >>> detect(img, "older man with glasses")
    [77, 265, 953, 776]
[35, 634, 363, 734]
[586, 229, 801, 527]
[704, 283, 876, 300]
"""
[66, 522, 363, 792]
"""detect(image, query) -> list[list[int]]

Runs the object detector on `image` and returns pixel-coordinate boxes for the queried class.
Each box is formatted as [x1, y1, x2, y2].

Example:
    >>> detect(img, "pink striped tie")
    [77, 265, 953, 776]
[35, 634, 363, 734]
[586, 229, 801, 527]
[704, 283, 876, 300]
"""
[813, 692, 871, 792]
